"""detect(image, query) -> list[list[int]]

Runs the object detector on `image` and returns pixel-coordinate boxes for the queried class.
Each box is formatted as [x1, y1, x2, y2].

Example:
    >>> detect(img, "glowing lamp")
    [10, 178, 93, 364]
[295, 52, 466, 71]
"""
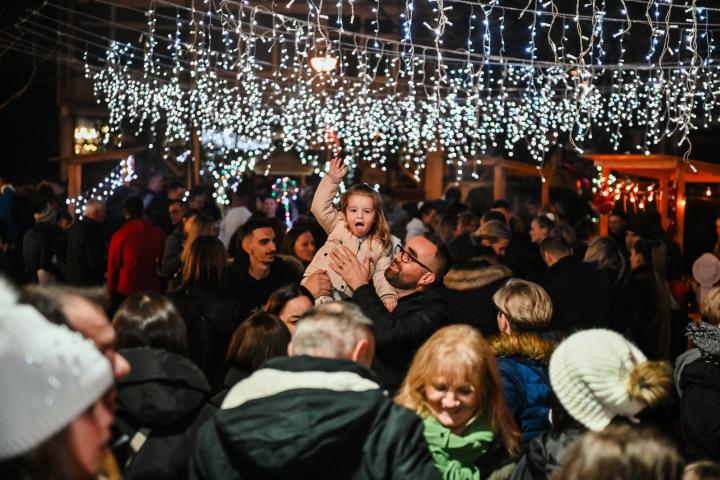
[310, 55, 338, 73]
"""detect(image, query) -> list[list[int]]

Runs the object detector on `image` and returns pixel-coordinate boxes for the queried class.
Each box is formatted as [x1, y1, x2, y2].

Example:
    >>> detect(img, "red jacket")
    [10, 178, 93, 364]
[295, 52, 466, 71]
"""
[107, 218, 166, 297]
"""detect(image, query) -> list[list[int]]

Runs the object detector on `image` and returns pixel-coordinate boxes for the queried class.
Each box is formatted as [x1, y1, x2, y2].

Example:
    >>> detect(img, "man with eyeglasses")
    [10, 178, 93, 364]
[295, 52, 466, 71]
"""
[329, 233, 451, 393]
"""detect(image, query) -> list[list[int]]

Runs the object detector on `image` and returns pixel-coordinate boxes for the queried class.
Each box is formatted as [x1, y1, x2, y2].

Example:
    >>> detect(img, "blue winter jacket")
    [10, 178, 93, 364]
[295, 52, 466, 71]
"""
[491, 335, 557, 452]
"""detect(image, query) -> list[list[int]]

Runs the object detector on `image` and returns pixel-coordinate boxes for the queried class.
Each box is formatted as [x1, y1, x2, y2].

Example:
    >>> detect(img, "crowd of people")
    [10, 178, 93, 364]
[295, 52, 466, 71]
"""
[1, 162, 720, 479]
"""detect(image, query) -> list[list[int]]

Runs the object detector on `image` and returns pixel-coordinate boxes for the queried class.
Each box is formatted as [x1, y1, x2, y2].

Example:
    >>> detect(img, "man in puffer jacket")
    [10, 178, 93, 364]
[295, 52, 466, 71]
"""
[189, 302, 440, 480]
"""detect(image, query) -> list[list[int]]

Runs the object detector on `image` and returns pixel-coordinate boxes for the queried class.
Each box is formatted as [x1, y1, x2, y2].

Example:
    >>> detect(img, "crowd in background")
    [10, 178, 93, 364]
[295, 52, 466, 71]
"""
[1, 168, 720, 480]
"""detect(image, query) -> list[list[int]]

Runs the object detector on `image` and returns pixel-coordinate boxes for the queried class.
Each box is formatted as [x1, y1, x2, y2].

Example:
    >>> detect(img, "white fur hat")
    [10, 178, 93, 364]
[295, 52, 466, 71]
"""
[549, 329, 649, 432]
[0, 284, 112, 459]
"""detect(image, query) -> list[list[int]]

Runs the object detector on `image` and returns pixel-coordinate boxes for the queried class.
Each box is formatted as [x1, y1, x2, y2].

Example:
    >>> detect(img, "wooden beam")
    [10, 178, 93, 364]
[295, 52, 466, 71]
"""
[192, 130, 201, 185]
[424, 148, 444, 200]
[659, 173, 670, 231]
[676, 166, 686, 250]
[493, 165, 507, 201]
[67, 164, 82, 201]
[541, 177, 551, 205]
[53, 147, 144, 165]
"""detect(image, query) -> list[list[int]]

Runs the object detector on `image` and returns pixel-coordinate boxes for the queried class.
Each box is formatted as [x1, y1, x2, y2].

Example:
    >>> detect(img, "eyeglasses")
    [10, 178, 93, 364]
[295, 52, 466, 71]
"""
[394, 243, 433, 273]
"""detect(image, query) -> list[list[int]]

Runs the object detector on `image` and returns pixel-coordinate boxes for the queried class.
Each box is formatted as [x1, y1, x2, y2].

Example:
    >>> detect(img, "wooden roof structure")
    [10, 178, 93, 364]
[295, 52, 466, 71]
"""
[54, 147, 145, 200]
[439, 155, 552, 205]
[582, 154, 720, 248]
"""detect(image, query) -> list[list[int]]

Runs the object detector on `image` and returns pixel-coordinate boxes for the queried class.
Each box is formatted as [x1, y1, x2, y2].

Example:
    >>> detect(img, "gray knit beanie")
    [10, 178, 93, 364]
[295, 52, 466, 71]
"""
[0, 282, 113, 459]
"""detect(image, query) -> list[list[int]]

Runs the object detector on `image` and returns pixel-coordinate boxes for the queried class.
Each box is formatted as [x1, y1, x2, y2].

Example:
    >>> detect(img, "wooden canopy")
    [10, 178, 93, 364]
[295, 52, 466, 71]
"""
[581, 154, 720, 248]
[430, 155, 552, 204]
[54, 147, 144, 200]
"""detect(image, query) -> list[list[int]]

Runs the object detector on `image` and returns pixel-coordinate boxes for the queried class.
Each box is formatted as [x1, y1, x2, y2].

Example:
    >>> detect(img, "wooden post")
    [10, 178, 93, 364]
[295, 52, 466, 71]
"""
[424, 148, 444, 200]
[67, 164, 82, 202]
[659, 172, 670, 231]
[541, 177, 551, 205]
[676, 166, 686, 250]
[192, 130, 201, 185]
[493, 165, 506, 201]
[597, 166, 608, 236]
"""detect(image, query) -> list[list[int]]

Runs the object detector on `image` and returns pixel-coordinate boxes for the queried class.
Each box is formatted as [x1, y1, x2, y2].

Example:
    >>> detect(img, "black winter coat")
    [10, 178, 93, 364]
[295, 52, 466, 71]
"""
[115, 348, 216, 480]
[509, 428, 584, 480]
[22, 221, 63, 282]
[64, 217, 106, 286]
[210, 367, 252, 408]
[540, 256, 617, 333]
[188, 356, 440, 480]
[353, 283, 451, 393]
[679, 356, 720, 460]
[168, 286, 247, 391]
[444, 260, 512, 337]
[159, 228, 184, 281]
[624, 264, 671, 360]
[227, 254, 302, 318]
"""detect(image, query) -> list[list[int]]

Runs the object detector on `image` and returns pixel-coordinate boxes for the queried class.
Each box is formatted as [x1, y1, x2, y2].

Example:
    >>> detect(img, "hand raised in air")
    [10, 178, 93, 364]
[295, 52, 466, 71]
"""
[328, 157, 348, 182]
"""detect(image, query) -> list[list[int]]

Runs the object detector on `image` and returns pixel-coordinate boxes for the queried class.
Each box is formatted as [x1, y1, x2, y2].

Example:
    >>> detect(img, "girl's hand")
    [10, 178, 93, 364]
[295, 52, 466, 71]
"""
[328, 158, 348, 182]
[382, 298, 397, 312]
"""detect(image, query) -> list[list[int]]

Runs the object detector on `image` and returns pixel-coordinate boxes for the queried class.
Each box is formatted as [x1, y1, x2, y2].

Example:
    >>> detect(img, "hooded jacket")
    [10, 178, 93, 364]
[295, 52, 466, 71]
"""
[115, 348, 215, 479]
[188, 356, 440, 480]
[107, 218, 165, 296]
[444, 260, 512, 337]
[352, 283, 451, 393]
[490, 334, 557, 451]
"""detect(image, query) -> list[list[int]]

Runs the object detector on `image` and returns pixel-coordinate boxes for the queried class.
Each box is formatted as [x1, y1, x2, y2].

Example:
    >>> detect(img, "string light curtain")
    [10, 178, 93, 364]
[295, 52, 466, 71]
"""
[6, 0, 720, 183]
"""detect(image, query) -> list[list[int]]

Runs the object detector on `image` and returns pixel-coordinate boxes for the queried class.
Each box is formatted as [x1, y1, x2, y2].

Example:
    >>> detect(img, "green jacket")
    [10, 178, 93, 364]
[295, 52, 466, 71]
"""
[188, 356, 441, 480]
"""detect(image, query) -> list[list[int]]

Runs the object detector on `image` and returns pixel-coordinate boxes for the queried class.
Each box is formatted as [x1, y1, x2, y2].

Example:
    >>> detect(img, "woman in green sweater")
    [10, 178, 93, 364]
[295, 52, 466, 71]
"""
[396, 324, 520, 480]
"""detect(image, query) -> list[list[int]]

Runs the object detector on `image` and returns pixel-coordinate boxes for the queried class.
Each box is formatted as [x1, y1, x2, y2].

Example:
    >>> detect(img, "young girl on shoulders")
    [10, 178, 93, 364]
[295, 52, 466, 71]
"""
[302, 158, 397, 311]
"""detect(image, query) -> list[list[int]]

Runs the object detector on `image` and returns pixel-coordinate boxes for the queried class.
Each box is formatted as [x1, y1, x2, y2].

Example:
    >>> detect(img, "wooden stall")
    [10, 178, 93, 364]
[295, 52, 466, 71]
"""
[454, 156, 552, 205]
[582, 154, 720, 249]
[56, 147, 144, 200]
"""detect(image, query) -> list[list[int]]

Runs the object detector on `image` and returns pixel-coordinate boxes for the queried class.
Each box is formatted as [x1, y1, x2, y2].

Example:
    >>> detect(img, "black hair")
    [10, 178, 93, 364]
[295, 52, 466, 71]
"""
[491, 199, 511, 210]
[281, 227, 313, 257]
[533, 215, 555, 231]
[225, 312, 291, 371]
[123, 196, 144, 219]
[539, 236, 572, 258]
[418, 202, 438, 217]
[482, 210, 507, 224]
[112, 292, 188, 356]
[574, 218, 599, 243]
[265, 284, 314, 316]
[422, 232, 450, 280]
[239, 217, 277, 241]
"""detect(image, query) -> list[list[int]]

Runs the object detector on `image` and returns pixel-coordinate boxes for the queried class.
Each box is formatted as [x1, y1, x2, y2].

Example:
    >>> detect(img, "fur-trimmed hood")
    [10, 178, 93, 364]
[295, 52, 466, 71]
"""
[444, 261, 512, 291]
[489, 334, 558, 364]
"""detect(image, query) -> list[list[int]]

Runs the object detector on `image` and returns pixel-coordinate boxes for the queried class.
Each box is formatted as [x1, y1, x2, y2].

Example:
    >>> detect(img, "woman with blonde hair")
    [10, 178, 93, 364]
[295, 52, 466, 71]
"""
[491, 279, 558, 451]
[475, 220, 512, 257]
[396, 324, 520, 479]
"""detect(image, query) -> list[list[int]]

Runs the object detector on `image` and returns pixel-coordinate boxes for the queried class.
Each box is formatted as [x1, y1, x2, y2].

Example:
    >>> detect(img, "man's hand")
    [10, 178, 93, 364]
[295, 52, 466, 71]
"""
[327, 158, 348, 182]
[303, 270, 332, 299]
[329, 244, 370, 291]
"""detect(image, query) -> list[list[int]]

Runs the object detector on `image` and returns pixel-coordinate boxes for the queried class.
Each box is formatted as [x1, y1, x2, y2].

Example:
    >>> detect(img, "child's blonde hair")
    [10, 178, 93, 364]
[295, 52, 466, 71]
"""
[395, 324, 521, 454]
[339, 184, 390, 249]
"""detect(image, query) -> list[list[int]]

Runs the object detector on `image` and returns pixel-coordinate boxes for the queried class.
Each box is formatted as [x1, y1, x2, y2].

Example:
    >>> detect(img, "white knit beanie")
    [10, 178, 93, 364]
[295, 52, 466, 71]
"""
[0, 284, 113, 460]
[549, 329, 648, 432]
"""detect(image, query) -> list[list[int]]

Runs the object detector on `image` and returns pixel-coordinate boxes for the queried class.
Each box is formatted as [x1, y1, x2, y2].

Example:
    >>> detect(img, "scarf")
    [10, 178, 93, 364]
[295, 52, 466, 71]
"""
[423, 415, 495, 480]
